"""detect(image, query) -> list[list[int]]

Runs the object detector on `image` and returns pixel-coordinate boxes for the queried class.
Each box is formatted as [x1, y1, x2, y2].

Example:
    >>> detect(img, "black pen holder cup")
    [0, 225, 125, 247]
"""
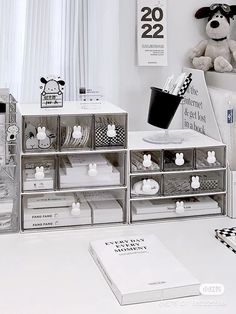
[147, 87, 183, 129]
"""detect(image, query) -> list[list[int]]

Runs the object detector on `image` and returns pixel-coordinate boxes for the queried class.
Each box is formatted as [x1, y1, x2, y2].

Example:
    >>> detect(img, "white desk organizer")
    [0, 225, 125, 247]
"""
[0, 91, 19, 233]
[18, 101, 128, 231]
[129, 130, 226, 223]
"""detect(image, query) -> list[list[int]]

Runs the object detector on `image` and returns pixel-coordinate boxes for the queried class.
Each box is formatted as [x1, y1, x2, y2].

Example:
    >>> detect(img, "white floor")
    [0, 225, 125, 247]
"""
[0, 216, 235, 314]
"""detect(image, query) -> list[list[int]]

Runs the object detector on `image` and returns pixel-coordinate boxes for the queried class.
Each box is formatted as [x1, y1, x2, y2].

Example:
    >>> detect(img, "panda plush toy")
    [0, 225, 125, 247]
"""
[190, 3, 236, 72]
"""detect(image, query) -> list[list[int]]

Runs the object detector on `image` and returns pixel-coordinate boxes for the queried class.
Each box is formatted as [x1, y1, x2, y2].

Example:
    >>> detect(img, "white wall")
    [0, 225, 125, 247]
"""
[118, 0, 228, 131]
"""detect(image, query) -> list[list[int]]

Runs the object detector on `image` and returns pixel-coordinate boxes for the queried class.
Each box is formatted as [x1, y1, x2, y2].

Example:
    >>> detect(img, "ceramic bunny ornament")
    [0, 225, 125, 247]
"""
[36, 127, 47, 140]
[71, 202, 81, 216]
[35, 166, 45, 180]
[191, 176, 200, 189]
[207, 151, 216, 164]
[72, 126, 82, 139]
[143, 154, 152, 168]
[107, 124, 117, 138]
[88, 163, 98, 176]
[175, 153, 185, 166]
[176, 201, 185, 214]
[132, 179, 159, 195]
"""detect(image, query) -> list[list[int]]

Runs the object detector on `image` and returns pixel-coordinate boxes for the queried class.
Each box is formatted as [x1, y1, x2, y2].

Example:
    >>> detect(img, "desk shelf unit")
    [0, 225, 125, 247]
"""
[129, 130, 227, 223]
[18, 101, 128, 232]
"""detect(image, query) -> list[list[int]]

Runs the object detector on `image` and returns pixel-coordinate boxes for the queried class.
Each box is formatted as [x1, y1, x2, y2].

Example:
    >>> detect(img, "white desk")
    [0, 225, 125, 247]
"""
[0, 217, 235, 314]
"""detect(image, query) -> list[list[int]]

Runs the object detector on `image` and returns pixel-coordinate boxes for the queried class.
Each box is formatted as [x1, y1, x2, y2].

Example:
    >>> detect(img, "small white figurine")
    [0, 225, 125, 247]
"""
[36, 127, 47, 140]
[72, 126, 82, 139]
[88, 163, 98, 176]
[207, 151, 216, 164]
[35, 166, 45, 180]
[6, 125, 19, 142]
[143, 154, 152, 168]
[176, 201, 185, 214]
[191, 176, 200, 189]
[107, 124, 117, 138]
[175, 153, 185, 166]
[71, 202, 81, 216]
[38, 135, 51, 149]
[132, 179, 159, 195]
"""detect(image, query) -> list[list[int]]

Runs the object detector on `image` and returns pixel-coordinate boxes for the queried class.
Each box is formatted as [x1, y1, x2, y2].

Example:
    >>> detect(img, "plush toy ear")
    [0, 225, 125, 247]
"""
[195, 7, 210, 19]
[230, 5, 236, 16]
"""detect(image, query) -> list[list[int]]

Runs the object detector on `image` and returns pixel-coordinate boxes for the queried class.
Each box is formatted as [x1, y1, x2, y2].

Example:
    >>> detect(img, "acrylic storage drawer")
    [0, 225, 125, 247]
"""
[195, 146, 225, 169]
[130, 150, 161, 173]
[22, 192, 92, 230]
[163, 149, 193, 171]
[22, 156, 56, 192]
[130, 175, 162, 198]
[131, 194, 224, 222]
[59, 152, 126, 189]
[60, 115, 93, 151]
[164, 170, 225, 196]
[94, 114, 127, 149]
[83, 189, 126, 224]
[23, 116, 58, 152]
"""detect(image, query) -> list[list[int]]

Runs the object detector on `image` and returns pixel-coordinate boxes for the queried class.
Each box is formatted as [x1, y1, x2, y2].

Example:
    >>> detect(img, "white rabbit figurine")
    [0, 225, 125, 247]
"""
[107, 124, 117, 138]
[142, 179, 152, 193]
[175, 153, 185, 166]
[143, 154, 152, 168]
[132, 179, 159, 195]
[71, 202, 81, 216]
[207, 151, 216, 164]
[36, 127, 47, 140]
[176, 201, 185, 214]
[191, 176, 200, 189]
[72, 126, 82, 139]
[88, 163, 98, 177]
[35, 166, 45, 180]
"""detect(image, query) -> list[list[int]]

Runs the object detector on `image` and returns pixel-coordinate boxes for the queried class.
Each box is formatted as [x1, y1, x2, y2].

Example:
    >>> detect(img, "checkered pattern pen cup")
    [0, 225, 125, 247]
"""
[147, 88, 183, 129]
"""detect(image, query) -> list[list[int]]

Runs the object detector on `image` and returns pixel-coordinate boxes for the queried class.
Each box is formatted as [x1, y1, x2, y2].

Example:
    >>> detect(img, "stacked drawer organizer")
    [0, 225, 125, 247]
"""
[0, 92, 19, 233]
[19, 101, 128, 231]
[129, 130, 226, 222]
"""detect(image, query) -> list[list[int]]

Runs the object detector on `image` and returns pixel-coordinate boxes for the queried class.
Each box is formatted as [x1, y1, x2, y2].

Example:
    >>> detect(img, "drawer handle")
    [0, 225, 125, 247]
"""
[71, 202, 81, 216]
[36, 127, 47, 140]
[107, 124, 117, 138]
[88, 163, 98, 177]
[175, 153, 185, 166]
[143, 154, 152, 168]
[35, 166, 45, 180]
[207, 151, 216, 164]
[72, 126, 82, 139]
[191, 176, 200, 189]
[176, 201, 185, 214]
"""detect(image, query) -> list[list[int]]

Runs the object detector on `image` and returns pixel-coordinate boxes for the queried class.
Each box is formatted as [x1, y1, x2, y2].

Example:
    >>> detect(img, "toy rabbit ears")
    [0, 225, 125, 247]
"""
[195, 4, 236, 19]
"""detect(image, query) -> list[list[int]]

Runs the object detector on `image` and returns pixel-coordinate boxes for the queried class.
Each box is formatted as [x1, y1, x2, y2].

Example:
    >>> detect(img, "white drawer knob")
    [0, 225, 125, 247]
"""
[36, 127, 47, 140]
[143, 154, 152, 168]
[207, 151, 216, 164]
[71, 202, 81, 216]
[72, 126, 82, 139]
[175, 153, 184, 166]
[191, 176, 200, 189]
[176, 201, 185, 214]
[35, 166, 45, 180]
[107, 124, 117, 138]
[88, 163, 98, 176]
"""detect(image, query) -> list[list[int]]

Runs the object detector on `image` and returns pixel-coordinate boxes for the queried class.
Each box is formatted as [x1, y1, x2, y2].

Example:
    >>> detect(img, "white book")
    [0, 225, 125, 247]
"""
[89, 234, 200, 305]
[67, 154, 108, 167]
[132, 196, 219, 215]
[27, 194, 75, 209]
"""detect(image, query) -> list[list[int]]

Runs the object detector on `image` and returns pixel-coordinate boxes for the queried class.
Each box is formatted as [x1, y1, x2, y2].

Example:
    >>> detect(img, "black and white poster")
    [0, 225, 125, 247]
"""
[137, 0, 167, 66]
[40, 76, 65, 108]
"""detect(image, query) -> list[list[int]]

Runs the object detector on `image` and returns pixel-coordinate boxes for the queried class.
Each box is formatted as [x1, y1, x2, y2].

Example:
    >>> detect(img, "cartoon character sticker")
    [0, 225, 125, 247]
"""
[40, 76, 65, 108]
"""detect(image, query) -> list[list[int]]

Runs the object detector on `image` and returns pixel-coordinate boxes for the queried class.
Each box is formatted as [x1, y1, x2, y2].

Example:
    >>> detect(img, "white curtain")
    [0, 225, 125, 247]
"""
[0, 0, 119, 104]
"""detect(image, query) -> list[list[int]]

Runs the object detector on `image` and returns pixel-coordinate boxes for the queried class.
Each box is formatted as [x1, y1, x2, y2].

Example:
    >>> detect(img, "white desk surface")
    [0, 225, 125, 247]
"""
[0, 217, 235, 314]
